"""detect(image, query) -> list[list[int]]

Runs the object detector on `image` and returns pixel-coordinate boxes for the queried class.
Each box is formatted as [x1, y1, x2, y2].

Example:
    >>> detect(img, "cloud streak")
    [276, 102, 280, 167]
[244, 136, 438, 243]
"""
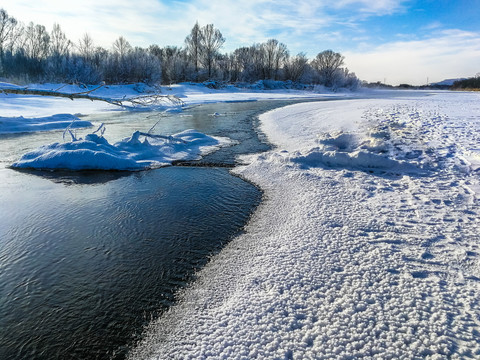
[345, 29, 480, 85]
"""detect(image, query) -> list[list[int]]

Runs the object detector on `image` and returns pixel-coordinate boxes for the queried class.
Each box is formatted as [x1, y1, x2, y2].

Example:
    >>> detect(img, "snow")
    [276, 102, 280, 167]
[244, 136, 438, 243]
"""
[1, 81, 351, 171]
[129, 90, 480, 359]
[0, 114, 91, 134]
[11, 129, 231, 171]
[0, 82, 348, 118]
[3, 81, 480, 358]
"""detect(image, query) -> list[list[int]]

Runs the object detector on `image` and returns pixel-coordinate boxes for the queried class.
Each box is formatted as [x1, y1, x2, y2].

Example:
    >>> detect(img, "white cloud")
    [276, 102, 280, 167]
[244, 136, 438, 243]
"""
[344, 30, 480, 85]
[1, 0, 167, 47]
[0, 0, 408, 52]
[332, 0, 409, 15]
[3, 0, 476, 85]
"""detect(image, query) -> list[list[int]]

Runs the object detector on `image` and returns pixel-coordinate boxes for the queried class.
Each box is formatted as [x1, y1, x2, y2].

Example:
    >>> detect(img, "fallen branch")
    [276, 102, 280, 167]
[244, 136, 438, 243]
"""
[137, 131, 187, 143]
[0, 86, 185, 108]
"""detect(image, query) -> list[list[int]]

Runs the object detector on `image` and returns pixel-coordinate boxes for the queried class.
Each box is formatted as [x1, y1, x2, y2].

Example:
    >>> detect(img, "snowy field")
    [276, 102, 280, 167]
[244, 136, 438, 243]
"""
[2, 83, 480, 358]
[129, 90, 480, 359]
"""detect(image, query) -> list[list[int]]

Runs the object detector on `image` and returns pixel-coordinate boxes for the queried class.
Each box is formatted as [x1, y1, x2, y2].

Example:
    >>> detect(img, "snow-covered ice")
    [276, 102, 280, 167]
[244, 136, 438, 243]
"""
[11, 129, 230, 171]
[130, 91, 480, 359]
[0, 114, 91, 134]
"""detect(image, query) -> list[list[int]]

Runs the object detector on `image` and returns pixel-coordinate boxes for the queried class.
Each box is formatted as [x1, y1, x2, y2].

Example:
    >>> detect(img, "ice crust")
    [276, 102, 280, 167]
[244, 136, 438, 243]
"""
[11, 129, 230, 171]
[0, 114, 91, 134]
[130, 91, 480, 360]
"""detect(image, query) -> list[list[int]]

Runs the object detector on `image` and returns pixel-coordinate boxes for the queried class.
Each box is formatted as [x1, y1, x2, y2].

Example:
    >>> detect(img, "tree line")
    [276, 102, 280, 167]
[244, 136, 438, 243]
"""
[0, 9, 359, 88]
[451, 75, 480, 90]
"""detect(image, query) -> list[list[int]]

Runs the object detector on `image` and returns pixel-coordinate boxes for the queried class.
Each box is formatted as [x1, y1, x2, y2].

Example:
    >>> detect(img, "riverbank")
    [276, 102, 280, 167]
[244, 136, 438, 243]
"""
[3, 83, 479, 358]
[130, 91, 480, 359]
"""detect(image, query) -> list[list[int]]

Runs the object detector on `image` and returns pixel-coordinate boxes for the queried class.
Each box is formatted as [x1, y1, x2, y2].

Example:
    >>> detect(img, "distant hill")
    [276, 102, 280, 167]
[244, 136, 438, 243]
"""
[432, 78, 467, 86]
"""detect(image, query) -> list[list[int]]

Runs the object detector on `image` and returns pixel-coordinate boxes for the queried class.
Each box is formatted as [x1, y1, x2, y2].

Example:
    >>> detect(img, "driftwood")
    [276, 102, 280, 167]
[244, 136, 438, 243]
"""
[0, 85, 185, 108]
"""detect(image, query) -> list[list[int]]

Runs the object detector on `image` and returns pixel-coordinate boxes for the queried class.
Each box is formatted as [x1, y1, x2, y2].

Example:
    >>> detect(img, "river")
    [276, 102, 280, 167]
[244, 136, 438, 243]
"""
[0, 100, 300, 359]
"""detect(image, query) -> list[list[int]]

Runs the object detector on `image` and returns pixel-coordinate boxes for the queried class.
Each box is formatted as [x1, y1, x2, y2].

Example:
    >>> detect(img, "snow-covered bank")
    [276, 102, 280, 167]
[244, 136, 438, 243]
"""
[130, 91, 480, 359]
[0, 82, 351, 118]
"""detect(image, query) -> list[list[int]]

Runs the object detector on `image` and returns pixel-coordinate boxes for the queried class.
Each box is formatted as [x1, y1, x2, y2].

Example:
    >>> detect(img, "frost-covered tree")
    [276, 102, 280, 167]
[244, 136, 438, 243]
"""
[23, 22, 50, 60]
[261, 39, 288, 80]
[199, 24, 225, 79]
[50, 23, 70, 58]
[284, 52, 308, 82]
[184, 21, 201, 74]
[0, 9, 18, 59]
[311, 50, 344, 87]
[77, 33, 94, 62]
[112, 36, 132, 58]
[156, 46, 188, 84]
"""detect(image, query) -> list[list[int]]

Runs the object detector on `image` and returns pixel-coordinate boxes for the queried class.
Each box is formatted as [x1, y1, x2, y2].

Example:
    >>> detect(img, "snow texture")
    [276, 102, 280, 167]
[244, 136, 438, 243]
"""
[130, 91, 480, 360]
[0, 114, 91, 134]
[11, 129, 230, 171]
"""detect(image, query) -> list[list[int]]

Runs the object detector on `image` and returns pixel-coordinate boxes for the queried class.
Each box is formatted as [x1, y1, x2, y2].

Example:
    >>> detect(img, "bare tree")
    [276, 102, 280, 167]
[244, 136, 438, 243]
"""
[199, 23, 225, 79]
[262, 39, 288, 80]
[311, 50, 344, 87]
[77, 33, 94, 62]
[50, 23, 71, 58]
[184, 21, 201, 74]
[112, 36, 132, 58]
[0, 9, 18, 58]
[23, 22, 50, 60]
[284, 52, 308, 82]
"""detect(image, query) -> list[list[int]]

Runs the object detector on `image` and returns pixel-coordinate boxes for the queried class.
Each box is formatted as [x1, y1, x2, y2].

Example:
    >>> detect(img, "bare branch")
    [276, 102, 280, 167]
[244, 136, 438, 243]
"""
[0, 86, 185, 108]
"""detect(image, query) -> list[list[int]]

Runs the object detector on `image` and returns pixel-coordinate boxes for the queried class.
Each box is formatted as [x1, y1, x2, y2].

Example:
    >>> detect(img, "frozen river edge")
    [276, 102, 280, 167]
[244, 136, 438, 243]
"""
[130, 91, 480, 359]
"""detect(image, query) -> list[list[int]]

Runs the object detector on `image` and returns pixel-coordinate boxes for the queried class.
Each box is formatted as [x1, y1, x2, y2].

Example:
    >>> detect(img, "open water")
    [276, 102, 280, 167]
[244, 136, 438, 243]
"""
[0, 100, 298, 359]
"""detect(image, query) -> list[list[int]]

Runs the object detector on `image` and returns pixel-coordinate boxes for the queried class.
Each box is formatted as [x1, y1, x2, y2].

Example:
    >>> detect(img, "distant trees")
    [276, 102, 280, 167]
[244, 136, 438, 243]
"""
[451, 75, 480, 90]
[0, 7, 360, 89]
[198, 24, 225, 79]
[260, 39, 288, 80]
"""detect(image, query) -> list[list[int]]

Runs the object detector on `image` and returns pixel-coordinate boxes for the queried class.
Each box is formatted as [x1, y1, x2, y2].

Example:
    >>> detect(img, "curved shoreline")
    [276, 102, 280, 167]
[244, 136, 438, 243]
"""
[130, 91, 480, 359]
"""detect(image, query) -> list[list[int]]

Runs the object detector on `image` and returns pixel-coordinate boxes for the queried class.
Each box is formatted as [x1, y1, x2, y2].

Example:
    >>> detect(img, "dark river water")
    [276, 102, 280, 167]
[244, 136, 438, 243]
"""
[0, 100, 298, 359]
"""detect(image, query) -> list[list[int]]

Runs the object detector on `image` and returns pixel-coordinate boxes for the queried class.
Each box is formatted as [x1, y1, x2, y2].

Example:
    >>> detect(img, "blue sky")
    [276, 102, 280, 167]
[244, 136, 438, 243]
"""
[2, 0, 480, 85]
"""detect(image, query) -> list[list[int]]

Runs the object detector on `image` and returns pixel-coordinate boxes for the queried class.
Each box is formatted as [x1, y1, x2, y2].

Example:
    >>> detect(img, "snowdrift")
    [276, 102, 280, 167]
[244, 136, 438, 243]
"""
[291, 129, 426, 174]
[11, 129, 231, 171]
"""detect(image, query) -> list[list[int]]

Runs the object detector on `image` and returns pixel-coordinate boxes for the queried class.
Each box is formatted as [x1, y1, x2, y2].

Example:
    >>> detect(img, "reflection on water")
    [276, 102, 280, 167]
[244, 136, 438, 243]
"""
[0, 167, 261, 359]
[13, 168, 133, 185]
[0, 100, 301, 359]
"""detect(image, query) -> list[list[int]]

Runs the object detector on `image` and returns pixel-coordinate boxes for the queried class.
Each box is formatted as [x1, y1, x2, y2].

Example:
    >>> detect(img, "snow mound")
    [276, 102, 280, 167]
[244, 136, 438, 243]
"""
[291, 130, 423, 174]
[11, 129, 230, 171]
[0, 114, 92, 134]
